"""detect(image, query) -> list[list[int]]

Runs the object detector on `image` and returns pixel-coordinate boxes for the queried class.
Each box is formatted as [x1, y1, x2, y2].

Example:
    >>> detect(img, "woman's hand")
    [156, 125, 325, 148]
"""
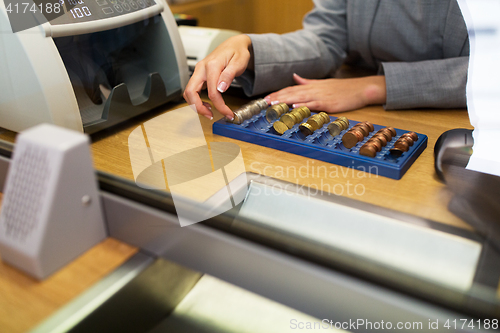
[264, 74, 387, 113]
[183, 34, 253, 120]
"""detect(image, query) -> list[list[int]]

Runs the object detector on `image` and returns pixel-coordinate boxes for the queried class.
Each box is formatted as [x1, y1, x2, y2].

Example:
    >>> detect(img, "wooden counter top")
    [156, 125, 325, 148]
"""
[89, 95, 473, 229]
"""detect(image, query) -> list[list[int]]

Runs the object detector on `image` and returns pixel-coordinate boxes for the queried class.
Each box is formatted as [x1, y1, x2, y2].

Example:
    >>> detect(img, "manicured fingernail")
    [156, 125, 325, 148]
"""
[264, 96, 271, 104]
[217, 81, 228, 93]
[271, 100, 280, 105]
[204, 114, 213, 120]
[292, 104, 299, 108]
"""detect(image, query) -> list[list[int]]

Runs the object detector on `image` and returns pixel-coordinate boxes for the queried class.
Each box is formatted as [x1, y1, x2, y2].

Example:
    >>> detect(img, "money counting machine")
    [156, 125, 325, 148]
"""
[0, 0, 188, 133]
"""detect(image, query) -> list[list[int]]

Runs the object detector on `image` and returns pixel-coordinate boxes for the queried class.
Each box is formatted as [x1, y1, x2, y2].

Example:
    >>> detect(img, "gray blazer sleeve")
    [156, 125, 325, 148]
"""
[238, 0, 348, 96]
[382, 57, 468, 110]
[379, 0, 469, 109]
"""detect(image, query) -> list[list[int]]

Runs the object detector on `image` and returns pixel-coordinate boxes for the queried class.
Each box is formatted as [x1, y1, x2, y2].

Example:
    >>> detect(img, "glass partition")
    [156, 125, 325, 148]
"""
[0, 2, 499, 325]
[1, 86, 500, 320]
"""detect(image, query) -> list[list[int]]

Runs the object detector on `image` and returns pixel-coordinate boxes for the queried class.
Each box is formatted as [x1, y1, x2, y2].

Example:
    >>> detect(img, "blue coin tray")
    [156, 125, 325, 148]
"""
[212, 110, 427, 179]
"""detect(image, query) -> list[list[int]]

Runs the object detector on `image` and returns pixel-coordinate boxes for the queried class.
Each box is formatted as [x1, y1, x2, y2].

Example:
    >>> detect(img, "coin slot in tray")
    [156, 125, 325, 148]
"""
[313, 131, 335, 146]
[384, 153, 402, 163]
[213, 112, 427, 179]
[248, 113, 271, 131]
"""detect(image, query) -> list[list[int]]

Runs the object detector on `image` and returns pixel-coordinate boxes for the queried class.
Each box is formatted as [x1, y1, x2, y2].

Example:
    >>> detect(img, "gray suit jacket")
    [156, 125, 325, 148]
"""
[238, 0, 469, 110]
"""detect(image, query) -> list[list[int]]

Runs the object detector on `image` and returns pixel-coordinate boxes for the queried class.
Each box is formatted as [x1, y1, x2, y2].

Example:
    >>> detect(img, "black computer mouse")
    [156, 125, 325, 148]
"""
[434, 128, 474, 181]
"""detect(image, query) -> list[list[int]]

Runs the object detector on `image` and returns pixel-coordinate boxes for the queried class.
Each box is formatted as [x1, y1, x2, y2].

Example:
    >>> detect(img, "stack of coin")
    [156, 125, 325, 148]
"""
[342, 121, 374, 148]
[327, 116, 349, 137]
[282, 106, 311, 128]
[230, 98, 269, 124]
[266, 103, 290, 122]
[359, 142, 380, 157]
[272, 120, 289, 135]
[390, 131, 419, 156]
[364, 127, 396, 148]
[299, 112, 331, 136]
[401, 131, 418, 143]
[358, 126, 397, 157]
[273, 106, 311, 135]
[360, 138, 383, 157]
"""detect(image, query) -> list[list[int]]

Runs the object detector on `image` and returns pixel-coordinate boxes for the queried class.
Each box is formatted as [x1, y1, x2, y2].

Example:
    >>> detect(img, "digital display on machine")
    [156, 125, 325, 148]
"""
[50, 0, 157, 25]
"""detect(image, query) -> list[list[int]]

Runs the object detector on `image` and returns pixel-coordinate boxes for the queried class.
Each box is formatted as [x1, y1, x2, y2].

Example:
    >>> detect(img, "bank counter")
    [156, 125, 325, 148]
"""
[1, 91, 500, 333]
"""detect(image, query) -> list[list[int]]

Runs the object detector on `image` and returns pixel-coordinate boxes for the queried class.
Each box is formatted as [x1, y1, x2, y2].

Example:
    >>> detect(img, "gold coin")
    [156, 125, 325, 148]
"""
[299, 122, 314, 136]
[308, 113, 318, 121]
[278, 103, 289, 114]
[291, 110, 303, 122]
[299, 106, 311, 118]
[281, 114, 296, 129]
[317, 112, 325, 123]
[299, 110, 308, 120]
[307, 118, 322, 131]
[341, 120, 350, 131]
[291, 108, 303, 116]
[337, 117, 349, 130]
[319, 112, 330, 124]
[273, 121, 289, 135]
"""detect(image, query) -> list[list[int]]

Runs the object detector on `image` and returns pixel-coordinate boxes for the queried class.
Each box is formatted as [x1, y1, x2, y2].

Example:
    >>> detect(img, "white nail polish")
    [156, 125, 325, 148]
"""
[271, 100, 280, 105]
[217, 82, 228, 93]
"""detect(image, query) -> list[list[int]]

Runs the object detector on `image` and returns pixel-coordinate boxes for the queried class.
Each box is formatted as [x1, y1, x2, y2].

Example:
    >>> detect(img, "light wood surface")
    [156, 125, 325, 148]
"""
[89, 95, 474, 229]
[0, 96, 474, 226]
[0, 218, 137, 333]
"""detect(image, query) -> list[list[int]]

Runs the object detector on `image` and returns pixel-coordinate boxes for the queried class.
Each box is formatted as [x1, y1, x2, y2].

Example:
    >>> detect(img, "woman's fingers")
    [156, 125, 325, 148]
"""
[183, 70, 213, 118]
[266, 85, 316, 105]
[293, 73, 313, 85]
[264, 76, 387, 113]
[183, 34, 253, 120]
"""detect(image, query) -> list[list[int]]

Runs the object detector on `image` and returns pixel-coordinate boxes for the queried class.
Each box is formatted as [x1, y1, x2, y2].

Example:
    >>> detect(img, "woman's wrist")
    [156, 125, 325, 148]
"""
[241, 34, 254, 71]
[362, 75, 387, 106]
